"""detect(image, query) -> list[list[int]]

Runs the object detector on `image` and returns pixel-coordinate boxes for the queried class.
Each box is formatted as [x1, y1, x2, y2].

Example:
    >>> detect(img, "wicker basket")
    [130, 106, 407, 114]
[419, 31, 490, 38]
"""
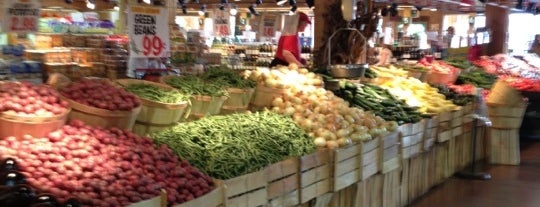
[115, 79, 190, 125]
[63, 96, 141, 130]
[425, 70, 459, 85]
[0, 109, 70, 139]
[250, 84, 288, 108]
[223, 87, 255, 109]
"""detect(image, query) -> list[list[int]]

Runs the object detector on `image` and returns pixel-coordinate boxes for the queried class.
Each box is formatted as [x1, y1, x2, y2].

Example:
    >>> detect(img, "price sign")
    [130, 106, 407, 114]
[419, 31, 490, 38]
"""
[261, 15, 277, 38]
[2, 0, 40, 33]
[128, 6, 169, 58]
[213, 9, 230, 36]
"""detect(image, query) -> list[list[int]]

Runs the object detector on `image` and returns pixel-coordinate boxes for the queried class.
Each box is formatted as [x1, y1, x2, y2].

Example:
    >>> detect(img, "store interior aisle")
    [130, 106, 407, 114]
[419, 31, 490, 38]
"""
[409, 141, 540, 207]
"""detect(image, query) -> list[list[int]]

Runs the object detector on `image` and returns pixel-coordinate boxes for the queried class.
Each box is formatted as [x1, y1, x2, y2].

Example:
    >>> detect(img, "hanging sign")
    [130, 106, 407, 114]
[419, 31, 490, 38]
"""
[262, 14, 277, 37]
[128, 5, 169, 58]
[2, 0, 41, 33]
[213, 9, 230, 36]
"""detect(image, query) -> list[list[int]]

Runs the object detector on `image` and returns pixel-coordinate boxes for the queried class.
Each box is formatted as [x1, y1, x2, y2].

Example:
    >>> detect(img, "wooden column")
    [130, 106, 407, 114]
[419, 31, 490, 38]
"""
[313, 0, 339, 52]
[485, 3, 509, 55]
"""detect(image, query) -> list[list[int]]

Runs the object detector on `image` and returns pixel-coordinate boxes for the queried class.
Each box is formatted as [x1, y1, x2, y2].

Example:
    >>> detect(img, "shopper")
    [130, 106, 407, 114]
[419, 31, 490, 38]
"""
[529, 34, 540, 56]
[270, 12, 311, 68]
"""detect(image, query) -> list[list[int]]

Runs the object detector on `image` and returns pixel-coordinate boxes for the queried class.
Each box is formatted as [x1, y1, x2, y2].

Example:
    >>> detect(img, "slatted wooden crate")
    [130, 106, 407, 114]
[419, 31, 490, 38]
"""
[401, 152, 431, 206]
[362, 138, 381, 180]
[424, 149, 438, 191]
[129, 190, 167, 207]
[357, 174, 384, 207]
[332, 143, 363, 192]
[174, 181, 225, 207]
[488, 128, 520, 165]
[399, 158, 410, 206]
[423, 117, 438, 151]
[224, 170, 267, 207]
[265, 158, 300, 207]
[380, 131, 400, 174]
[382, 168, 402, 207]
[400, 120, 426, 159]
[436, 111, 453, 143]
[433, 137, 455, 186]
[299, 149, 332, 204]
[329, 185, 357, 207]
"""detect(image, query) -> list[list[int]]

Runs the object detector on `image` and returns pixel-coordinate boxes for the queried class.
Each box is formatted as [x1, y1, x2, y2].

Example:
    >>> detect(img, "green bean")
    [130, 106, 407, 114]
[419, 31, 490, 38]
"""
[150, 111, 315, 179]
[165, 75, 229, 97]
[201, 66, 257, 89]
[124, 83, 190, 103]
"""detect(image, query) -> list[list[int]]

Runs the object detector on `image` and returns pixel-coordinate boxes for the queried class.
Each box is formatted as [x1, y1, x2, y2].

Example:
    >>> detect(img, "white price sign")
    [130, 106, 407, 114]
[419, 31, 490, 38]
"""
[2, 0, 40, 33]
[128, 6, 169, 58]
[213, 9, 230, 36]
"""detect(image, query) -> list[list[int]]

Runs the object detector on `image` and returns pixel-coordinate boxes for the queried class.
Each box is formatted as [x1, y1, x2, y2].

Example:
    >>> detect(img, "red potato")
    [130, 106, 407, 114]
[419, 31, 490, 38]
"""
[0, 82, 69, 117]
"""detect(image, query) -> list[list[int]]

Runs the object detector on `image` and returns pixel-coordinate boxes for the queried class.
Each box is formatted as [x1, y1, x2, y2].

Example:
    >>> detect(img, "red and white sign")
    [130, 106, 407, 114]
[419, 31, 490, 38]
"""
[262, 15, 277, 37]
[2, 0, 40, 33]
[213, 9, 230, 36]
[128, 5, 169, 58]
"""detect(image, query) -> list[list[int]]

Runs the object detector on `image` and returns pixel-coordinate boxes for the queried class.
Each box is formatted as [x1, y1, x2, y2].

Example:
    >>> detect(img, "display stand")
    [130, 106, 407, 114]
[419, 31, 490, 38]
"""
[455, 89, 492, 180]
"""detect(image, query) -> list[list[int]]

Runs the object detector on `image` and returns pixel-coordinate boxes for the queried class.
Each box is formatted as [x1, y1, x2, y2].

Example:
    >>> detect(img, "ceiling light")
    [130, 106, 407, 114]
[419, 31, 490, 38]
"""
[430, 8, 437, 11]
[86, 0, 95, 9]
[230, 5, 238, 15]
[277, 0, 287, 6]
[198, 4, 206, 16]
[114, 4, 119, 11]
[143, 0, 151, 4]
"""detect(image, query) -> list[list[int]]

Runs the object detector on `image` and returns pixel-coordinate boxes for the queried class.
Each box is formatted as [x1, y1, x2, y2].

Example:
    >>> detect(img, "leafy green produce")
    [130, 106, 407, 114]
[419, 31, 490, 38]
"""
[201, 67, 257, 89]
[363, 68, 378, 79]
[445, 57, 473, 69]
[150, 111, 315, 179]
[456, 70, 498, 89]
[123, 83, 190, 104]
[431, 84, 475, 106]
[165, 75, 229, 97]
[334, 81, 426, 125]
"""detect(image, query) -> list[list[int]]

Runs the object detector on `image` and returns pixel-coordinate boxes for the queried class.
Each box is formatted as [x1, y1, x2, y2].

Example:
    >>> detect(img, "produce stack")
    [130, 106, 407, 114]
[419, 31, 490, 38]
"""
[200, 67, 256, 114]
[0, 120, 217, 207]
[486, 80, 527, 165]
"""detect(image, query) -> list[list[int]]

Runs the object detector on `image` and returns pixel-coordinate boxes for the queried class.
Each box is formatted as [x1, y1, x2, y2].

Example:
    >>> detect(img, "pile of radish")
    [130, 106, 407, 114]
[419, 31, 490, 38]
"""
[0, 120, 216, 207]
[60, 79, 140, 111]
[0, 81, 69, 117]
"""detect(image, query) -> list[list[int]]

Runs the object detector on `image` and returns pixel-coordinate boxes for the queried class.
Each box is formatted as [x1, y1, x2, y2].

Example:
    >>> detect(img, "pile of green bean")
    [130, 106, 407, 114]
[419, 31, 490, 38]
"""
[150, 111, 315, 179]
[164, 75, 228, 97]
[124, 83, 190, 104]
[201, 67, 257, 89]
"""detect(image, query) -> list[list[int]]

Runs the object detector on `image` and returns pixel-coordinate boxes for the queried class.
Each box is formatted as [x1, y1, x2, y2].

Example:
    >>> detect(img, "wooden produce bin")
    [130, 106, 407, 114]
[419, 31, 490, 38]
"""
[265, 158, 300, 207]
[423, 117, 439, 152]
[401, 151, 434, 205]
[332, 143, 363, 192]
[223, 170, 267, 207]
[355, 174, 384, 207]
[299, 149, 332, 204]
[400, 121, 425, 159]
[127, 190, 166, 207]
[379, 131, 400, 174]
[382, 168, 402, 207]
[189, 95, 228, 120]
[172, 181, 225, 207]
[489, 128, 520, 165]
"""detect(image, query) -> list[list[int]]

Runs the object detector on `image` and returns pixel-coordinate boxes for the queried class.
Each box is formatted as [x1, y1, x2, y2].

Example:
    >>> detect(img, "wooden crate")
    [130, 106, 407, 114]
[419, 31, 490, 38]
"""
[488, 128, 520, 165]
[265, 158, 300, 207]
[174, 181, 225, 207]
[424, 149, 437, 191]
[423, 117, 438, 151]
[128, 190, 167, 207]
[382, 168, 402, 207]
[404, 153, 429, 204]
[357, 174, 383, 207]
[224, 170, 267, 207]
[399, 158, 410, 206]
[362, 138, 380, 180]
[299, 149, 332, 204]
[401, 132, 424, 159]
[380, 131, 400, 174]
[332, 143, 363, 192]
[488, 104, 527, 129]
[433, 138, 455, 185]
[436, 111, 453, 143]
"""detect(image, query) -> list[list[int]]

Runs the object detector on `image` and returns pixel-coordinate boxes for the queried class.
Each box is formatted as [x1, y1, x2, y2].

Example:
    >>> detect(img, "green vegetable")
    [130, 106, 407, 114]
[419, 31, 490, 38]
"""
[150, 111, 315, 179]
[335, 81, 425, 125]
[201, 66, 257, 89]
[445, 57, 473, 69]
[165, 75, 229, 97]
[124, 83, 190, 104]
[431, 84, 475, 106]
[364, 68, 378, 79]
[456, 70, 498, 89]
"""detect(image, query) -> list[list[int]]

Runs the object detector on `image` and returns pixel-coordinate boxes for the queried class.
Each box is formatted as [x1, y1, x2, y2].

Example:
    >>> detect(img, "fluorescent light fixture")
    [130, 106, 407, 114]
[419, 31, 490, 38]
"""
[277, 0, 287, 6]
[114, 5, 119, 11]
[143, 0, 151, 4]
[86, 0, 95, 9]
[430, 8, 437, 11]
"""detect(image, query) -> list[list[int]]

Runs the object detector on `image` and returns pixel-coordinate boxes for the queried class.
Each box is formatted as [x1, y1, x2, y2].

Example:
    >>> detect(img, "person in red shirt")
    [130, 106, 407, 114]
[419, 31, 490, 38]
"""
[270, 12, 311, 68]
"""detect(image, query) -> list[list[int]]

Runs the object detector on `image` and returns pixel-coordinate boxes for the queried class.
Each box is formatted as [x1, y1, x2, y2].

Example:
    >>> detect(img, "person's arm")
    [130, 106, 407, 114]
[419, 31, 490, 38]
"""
[282, 50, 305, 67]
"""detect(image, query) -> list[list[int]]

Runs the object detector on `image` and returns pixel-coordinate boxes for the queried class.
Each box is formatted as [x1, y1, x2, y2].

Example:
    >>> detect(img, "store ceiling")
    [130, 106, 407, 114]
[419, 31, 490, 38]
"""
[373, 0, 520, 13]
